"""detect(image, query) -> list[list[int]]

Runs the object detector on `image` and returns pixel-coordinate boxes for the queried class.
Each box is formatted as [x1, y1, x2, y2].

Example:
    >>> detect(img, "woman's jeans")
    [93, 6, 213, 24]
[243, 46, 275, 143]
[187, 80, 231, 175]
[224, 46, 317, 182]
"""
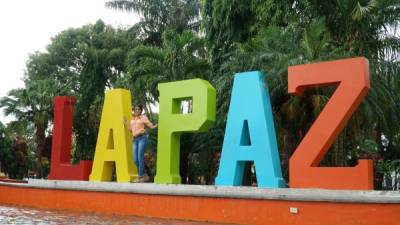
[133, 134, 149, 177]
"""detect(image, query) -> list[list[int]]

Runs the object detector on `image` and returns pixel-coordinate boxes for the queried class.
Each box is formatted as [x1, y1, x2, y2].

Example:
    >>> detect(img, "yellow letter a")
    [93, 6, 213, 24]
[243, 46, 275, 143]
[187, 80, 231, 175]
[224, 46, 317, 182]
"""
[89, 89, 136, 182]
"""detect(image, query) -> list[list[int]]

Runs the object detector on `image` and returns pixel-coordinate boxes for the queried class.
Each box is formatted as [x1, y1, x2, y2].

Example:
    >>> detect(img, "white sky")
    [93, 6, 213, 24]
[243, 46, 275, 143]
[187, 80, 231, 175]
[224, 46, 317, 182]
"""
[0, 0, 139, 124]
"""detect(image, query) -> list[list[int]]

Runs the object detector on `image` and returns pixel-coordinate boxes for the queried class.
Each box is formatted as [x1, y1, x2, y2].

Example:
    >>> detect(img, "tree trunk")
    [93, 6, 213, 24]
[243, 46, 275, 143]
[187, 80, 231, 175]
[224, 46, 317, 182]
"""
[180, 149, 189, 184]
[243, 162, 253, 186]
[35, 123, 47, 178]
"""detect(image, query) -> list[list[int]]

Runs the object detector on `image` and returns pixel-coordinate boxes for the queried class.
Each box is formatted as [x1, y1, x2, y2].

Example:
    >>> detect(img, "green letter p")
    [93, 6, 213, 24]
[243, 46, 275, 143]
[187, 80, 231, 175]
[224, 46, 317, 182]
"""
[154, 79, 216, 184]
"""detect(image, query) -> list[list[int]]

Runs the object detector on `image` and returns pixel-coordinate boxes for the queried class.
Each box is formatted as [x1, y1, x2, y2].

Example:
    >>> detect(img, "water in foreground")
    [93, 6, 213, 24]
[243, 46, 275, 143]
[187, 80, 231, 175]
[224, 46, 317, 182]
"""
[0, 205, 221, 225]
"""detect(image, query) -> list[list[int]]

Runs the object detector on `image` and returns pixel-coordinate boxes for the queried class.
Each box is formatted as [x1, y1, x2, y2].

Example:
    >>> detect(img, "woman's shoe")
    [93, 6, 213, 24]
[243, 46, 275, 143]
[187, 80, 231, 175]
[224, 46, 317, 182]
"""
[140, 175, 150, 182]
[131, 175, 149, 183]
[131, 176, 143, 183]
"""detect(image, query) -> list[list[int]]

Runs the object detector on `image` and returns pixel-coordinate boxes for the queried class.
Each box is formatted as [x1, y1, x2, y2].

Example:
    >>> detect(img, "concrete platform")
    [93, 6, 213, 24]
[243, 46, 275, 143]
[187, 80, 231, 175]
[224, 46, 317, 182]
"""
[19, 179, 400, 203]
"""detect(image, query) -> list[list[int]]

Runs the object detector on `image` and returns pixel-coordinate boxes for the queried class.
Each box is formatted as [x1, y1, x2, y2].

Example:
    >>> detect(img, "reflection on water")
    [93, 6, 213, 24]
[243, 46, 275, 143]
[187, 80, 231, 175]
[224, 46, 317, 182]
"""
[0, 205, 218, 225]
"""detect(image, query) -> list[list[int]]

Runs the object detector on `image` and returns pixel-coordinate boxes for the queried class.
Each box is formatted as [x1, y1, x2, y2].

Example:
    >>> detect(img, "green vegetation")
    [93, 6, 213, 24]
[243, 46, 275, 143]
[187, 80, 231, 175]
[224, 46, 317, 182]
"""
[0, 0, 399, 189]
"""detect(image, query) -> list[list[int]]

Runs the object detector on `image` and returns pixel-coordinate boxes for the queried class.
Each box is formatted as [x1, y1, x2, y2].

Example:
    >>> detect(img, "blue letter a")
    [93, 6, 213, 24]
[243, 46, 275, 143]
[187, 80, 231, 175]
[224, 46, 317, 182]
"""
[215, 71, 285, 188]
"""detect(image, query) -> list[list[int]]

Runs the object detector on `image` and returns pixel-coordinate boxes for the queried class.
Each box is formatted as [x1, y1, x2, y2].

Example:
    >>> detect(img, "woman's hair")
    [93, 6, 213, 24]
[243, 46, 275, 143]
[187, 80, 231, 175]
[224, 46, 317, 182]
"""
[133, 104, 143, 111]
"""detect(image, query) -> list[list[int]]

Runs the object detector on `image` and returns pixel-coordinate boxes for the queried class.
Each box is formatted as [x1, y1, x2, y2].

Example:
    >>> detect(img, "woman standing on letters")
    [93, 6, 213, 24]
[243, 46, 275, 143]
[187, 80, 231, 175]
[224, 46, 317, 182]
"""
[124, 105, 157, 182]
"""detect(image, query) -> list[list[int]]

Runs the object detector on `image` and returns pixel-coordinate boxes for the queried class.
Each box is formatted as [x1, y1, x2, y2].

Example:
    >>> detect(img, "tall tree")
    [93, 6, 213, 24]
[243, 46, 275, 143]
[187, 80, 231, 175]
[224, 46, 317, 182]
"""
[1, 20, 135, 176]
[122, 29, 209, 104]
[44, 20, 136, 160]
[106, 0, 201, 45]
[118, 29, 212, 182]
[202, 0, 399, 185]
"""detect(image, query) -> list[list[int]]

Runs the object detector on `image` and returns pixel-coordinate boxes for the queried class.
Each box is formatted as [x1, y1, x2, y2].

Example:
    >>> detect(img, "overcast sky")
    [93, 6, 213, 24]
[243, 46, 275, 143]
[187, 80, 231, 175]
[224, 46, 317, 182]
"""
[0, 0, 139, 124]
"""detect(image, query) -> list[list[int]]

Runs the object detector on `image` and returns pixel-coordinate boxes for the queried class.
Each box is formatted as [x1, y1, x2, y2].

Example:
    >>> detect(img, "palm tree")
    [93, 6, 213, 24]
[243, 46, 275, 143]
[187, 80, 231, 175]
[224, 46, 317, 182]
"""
[0, 78, 68, 178]
[123, 29, 210, 104]
[117, 29, 213, 183]
[106, 0, 201, 45]
[220, 18, 397, 181]
[202, 0, 399, 186]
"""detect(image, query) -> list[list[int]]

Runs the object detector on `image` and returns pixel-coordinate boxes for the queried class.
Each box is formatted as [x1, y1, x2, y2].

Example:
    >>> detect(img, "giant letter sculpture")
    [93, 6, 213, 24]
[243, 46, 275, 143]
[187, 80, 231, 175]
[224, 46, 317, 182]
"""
[48, 96, 92, 180]
[215, 71, 285, 188]
[288, 57, 373, 190]
[89, 89, 135, 182]
[154, 79, 216, 184]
